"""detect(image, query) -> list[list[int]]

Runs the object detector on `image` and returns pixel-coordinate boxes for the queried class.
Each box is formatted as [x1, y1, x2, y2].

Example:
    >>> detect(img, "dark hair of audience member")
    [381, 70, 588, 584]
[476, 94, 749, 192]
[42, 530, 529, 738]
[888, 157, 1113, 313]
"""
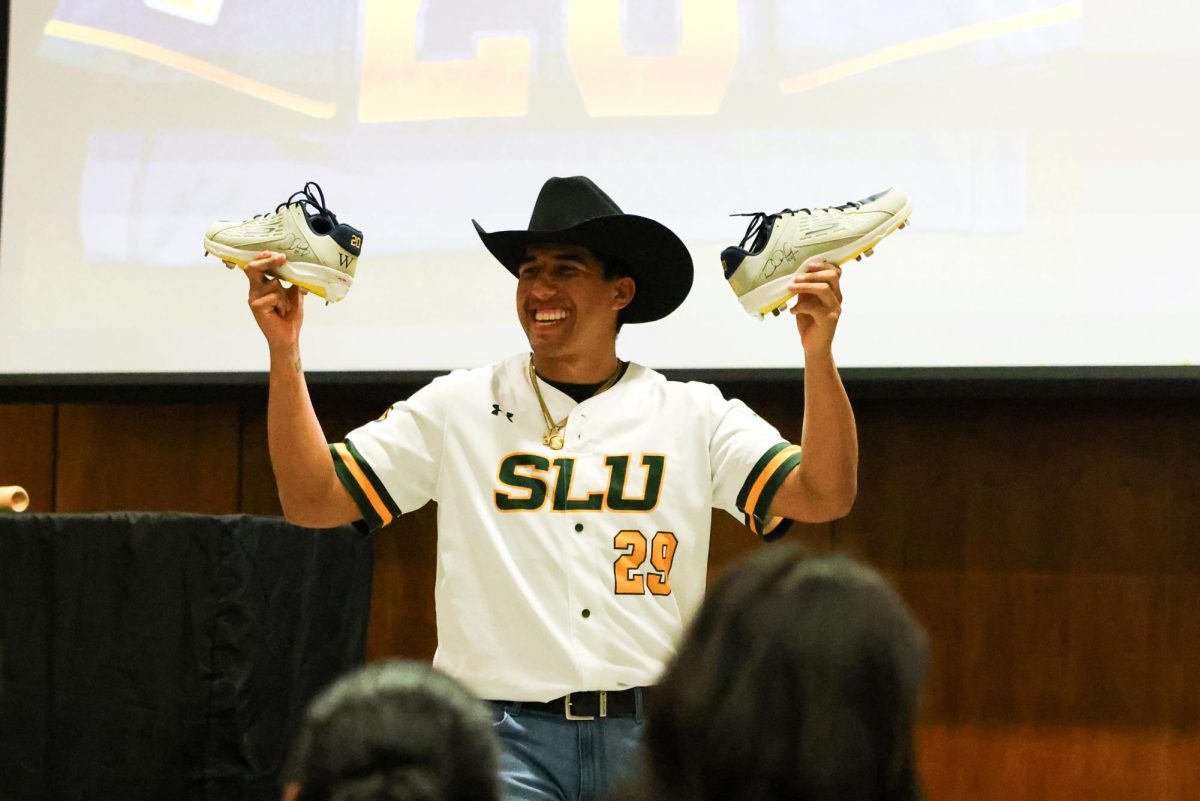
[283, 659, 501, 801]
[625, 545, 929, 801]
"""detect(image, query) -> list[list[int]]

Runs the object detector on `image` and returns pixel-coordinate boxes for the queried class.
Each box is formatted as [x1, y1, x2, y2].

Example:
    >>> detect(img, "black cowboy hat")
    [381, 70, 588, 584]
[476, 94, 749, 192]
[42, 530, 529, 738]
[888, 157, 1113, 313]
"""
[472, 176, 693, 324]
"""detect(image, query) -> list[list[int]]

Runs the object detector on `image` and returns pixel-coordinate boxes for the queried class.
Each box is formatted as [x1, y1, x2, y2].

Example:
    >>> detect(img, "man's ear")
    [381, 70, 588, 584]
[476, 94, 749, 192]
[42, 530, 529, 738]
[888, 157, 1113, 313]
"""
[612, 276, 635, 312]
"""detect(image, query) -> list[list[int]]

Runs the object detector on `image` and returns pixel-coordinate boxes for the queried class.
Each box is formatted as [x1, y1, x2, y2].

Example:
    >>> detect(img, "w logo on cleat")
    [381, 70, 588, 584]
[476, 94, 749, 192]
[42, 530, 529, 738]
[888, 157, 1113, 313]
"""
[338, 253, 353, 268]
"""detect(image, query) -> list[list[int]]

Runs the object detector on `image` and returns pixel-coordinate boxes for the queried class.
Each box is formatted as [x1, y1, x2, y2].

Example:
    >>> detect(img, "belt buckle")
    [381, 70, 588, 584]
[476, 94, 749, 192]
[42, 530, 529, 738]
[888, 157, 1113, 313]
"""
[564, 691, 607, 720]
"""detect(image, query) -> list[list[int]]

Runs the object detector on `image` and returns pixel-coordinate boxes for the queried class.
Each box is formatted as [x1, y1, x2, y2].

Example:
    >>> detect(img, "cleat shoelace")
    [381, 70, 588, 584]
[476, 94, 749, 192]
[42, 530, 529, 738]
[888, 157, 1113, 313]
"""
[731, 200, 866, 250]
[253, 181, 338, 226]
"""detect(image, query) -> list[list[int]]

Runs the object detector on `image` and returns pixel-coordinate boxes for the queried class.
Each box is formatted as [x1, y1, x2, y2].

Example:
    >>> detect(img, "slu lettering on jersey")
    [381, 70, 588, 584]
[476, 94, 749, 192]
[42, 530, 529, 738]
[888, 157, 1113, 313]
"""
[737, 441, 802, 539]
[494, 453, 666, 513]
[337, 430, 797, 537]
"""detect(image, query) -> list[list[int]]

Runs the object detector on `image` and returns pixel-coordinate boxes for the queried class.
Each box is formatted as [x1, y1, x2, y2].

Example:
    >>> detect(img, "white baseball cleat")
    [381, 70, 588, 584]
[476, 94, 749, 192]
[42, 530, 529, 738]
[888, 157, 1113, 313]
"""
[721, 188, 911, 318]
[204, 182, 363, 303]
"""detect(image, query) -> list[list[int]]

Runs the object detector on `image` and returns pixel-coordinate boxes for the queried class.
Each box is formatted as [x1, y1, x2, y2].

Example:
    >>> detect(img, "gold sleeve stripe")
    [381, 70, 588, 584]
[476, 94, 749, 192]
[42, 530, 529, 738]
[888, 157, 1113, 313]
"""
[330, 446, 381, 531]
[342, 439, 402, 518]
[743, 445, 803, 530]
[332, 443, 394, 528]
[737, 442, 788, 511]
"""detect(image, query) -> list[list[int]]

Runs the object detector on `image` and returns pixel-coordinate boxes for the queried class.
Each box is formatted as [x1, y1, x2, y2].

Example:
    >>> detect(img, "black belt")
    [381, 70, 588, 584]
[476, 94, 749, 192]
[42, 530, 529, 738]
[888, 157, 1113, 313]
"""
[503, 688, 644, 720]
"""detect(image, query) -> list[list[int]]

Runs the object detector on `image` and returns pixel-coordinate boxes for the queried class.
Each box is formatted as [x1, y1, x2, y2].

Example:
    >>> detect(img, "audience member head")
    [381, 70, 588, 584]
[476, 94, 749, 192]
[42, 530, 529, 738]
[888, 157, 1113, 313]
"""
[631, 545, 929, 801]
[282, 659, 501, 801]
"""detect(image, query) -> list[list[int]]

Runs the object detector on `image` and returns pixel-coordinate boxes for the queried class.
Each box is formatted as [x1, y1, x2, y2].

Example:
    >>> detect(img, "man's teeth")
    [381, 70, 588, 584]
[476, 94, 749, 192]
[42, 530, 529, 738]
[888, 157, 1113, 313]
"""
[535, 310, 569, 322]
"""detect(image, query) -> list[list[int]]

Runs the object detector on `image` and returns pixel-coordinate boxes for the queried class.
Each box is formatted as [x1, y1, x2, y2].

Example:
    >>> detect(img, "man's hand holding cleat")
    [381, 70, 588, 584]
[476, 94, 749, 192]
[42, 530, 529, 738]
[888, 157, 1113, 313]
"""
[245, 251, 305, 353]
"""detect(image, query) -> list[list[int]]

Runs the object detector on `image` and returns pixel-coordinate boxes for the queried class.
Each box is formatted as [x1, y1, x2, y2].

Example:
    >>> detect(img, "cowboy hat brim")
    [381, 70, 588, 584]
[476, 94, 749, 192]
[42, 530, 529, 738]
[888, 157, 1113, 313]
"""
[472, 214, 693, 324]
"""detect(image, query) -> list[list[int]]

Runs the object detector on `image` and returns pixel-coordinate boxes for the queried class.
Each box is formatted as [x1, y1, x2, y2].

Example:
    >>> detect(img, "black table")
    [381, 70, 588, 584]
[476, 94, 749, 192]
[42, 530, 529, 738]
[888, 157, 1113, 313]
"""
[0, 513, 373, 801]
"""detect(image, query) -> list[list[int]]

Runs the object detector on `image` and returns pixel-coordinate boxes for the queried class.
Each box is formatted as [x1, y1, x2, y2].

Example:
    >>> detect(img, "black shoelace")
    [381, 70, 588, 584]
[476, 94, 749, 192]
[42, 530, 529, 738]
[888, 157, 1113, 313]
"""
[731, 200, 864, 250]
[254, 181, 338, 224]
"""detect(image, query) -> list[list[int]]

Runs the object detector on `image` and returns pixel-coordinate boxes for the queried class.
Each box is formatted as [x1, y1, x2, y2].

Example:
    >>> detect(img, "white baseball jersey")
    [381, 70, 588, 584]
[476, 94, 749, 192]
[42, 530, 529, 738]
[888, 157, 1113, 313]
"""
[330, 352, 802, 702]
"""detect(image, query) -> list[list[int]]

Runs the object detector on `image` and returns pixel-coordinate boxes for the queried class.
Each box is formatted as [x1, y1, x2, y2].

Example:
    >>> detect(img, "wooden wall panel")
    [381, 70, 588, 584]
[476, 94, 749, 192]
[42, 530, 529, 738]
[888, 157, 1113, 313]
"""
[837, 399, 1079, 572]
[238, 406, 282, 516]
[836, 402, 960, 571]
[918, 724, 1200, 801]
[900, 572, 1188, 728]
[1063, 575, 1163, 726]
[816, 393, 1200, 798]
[1163, 577, 1200, 730]
[55, 403, 240, 513]
[238, 391, 405, 517]
[894, 571, 962, 722]
[840, 398, 1200, 575]
[365, 504, 438, 662]
[904, 577, 1200, 729]
[0, 403, 56, 513]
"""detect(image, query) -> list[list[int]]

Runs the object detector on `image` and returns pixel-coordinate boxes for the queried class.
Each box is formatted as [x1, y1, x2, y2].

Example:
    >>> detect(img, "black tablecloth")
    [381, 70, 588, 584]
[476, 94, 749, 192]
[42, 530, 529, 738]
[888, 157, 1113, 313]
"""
[0, 513, 373, 801]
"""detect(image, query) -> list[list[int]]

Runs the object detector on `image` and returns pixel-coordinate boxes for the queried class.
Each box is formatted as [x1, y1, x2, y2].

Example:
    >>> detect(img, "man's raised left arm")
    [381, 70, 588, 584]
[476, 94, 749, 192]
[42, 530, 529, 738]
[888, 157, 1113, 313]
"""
[768, 260, 859, 523]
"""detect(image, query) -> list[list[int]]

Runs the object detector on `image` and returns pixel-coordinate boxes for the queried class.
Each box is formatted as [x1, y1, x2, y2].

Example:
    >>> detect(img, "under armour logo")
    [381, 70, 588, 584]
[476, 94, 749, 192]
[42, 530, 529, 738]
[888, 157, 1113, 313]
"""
[491, 404, 514, 422]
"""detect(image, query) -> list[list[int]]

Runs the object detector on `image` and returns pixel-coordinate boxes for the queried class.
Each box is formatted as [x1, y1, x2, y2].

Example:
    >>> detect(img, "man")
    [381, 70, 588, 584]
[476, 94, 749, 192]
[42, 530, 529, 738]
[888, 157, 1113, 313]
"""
[243, 176, 857, 801]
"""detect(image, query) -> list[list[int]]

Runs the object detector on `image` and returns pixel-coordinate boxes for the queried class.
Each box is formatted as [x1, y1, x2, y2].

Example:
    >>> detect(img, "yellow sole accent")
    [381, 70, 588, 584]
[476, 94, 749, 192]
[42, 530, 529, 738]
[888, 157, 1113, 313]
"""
[286, 279, 329, 299]
[758, 296, 792, 317]
[206, 247, 330, 300]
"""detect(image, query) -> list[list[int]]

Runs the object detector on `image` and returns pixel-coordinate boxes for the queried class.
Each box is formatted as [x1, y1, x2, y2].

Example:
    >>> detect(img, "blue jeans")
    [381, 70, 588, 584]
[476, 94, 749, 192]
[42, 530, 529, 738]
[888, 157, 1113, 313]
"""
[488, 698, 644, 801]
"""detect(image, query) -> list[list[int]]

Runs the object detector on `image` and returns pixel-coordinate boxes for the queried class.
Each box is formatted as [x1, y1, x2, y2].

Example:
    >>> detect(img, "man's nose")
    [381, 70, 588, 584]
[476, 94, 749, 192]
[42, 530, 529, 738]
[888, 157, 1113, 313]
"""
[529, 273, 558, 295]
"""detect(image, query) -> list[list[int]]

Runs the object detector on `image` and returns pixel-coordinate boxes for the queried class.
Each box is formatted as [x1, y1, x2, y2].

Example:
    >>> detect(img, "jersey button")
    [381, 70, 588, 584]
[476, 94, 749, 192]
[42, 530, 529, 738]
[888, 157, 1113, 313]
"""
[581, 609, 591, 619]
[574, 523, 584, 533]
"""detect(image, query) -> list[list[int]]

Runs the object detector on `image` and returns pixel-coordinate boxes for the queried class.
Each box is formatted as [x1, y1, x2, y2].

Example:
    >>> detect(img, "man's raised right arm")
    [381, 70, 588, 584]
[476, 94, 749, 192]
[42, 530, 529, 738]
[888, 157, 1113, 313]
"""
[247, 251, 361, 529]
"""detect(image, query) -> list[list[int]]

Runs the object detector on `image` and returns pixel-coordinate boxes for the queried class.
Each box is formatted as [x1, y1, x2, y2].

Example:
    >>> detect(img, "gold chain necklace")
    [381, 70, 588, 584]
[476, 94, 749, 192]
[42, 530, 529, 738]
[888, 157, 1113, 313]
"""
[528, 357, 624, 450]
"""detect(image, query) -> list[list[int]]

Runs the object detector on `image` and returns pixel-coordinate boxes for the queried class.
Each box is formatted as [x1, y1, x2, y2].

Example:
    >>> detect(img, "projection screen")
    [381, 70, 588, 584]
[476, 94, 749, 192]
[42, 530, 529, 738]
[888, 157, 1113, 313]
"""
[1, 0, 1197, 375]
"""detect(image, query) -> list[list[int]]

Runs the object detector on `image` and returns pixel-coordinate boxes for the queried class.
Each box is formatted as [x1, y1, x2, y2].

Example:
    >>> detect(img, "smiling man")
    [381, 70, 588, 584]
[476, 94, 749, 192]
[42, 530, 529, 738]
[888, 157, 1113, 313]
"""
[243, 176, 857, 801]
[516, 244, 633, 382]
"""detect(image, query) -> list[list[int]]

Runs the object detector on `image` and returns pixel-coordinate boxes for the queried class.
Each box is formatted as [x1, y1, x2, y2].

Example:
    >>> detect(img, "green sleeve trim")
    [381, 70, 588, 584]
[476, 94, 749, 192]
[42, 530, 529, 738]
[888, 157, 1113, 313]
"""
[343, 439, 402, 518]
[736, 441, 790, 512]
[331, 445, 384, 532]
[749, 449, 803, 527]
